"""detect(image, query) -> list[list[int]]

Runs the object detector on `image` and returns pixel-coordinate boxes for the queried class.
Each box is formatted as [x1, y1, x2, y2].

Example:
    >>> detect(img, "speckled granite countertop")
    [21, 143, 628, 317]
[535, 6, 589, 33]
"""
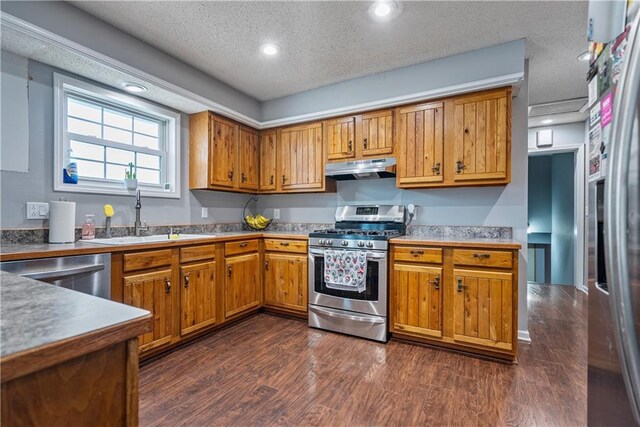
[0, 271, 151, 380]
[0, 231, 310, 261]
[390, 235, 521, 249]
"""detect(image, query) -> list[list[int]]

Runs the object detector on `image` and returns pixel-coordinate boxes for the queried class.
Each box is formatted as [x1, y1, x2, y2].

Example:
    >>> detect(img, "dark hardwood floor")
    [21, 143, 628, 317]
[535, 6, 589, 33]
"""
[139, 283, 587, 426]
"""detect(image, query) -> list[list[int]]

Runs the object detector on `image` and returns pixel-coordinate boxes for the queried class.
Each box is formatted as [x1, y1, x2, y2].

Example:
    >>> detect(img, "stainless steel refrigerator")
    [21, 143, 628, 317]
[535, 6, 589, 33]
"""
[588, 8, 640, 426]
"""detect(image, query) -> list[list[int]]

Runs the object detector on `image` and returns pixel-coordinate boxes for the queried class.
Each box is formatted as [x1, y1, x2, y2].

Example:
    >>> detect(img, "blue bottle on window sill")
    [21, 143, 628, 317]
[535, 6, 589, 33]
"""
[63, 149, 78, 184]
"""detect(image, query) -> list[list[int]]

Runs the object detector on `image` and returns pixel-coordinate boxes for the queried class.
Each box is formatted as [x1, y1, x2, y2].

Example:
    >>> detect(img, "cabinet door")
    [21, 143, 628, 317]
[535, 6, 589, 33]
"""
[209, 115, 238, 188]
[361, 109, 394, 157]
[452, 268, 513, 351]
[396, 102, 444, 186]
[451, 89, 510, 182]
[259, 130, 277, 191]
[238, 126, 259, 191]
[224, 253, 261, 318]
[124, 269, 174, 352]
[279, 122, 324, 191]
[180, 261, 217, 336]
[264, 253, 308, 312]
[393, 263, 442, 338]
[324, 116, 356, 161]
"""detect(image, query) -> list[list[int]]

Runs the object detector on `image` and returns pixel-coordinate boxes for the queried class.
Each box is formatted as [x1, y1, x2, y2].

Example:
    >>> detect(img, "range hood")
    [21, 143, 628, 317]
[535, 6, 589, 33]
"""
[325, 158, 397, 180]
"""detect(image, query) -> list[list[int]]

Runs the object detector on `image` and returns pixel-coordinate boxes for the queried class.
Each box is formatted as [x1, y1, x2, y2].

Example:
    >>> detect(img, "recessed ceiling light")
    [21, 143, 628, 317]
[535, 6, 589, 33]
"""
[542, 119, 554, 125]
[260, 43, 281, 56]
[577, 51, 591, 62]
[121, 82, 147, 93]
[368, 1, 401, 21]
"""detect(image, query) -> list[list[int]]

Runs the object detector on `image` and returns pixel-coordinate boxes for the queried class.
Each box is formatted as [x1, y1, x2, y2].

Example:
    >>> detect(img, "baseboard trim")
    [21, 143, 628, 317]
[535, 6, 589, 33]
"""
[518, 330, 531, 343]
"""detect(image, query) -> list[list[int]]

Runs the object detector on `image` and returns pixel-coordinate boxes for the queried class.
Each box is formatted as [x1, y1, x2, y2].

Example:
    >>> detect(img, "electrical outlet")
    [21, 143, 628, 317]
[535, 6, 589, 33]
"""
[201, 207, 208, 218]
[273, 209, 280, 219]
[26, 202, 49, 219]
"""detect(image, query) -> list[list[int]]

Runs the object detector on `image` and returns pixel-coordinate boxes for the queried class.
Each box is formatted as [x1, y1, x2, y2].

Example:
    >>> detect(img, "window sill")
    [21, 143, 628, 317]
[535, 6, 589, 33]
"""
[54, 182, 180, 199]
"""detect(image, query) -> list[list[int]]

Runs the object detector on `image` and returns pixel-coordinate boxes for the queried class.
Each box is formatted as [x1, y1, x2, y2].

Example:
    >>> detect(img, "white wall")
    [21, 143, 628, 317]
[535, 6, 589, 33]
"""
[0, 58, 252, 229]
[1, 50, 29, 173]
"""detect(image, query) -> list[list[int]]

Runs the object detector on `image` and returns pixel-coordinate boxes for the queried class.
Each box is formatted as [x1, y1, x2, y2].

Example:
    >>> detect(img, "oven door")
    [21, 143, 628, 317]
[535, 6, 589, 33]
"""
[308, 247, 387, 317]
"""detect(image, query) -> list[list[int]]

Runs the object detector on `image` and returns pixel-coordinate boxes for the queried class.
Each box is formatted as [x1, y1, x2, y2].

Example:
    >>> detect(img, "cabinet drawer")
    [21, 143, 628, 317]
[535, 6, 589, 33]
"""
[180, 244, 217, 263]
[124, 249, 172, 273]
[264, 238, 307, 254]
[394, 247, 442, 264]
[453, 249, 513, 268]
[224, 239, 260, 256]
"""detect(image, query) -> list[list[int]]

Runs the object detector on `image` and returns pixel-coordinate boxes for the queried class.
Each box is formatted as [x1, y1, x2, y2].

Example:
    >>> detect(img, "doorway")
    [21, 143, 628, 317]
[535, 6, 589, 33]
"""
[527, 152, 577, 286]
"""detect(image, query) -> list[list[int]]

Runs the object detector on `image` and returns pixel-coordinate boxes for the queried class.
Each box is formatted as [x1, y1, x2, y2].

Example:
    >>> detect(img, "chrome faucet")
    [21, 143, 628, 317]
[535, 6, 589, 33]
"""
[134, 189, 148, 237]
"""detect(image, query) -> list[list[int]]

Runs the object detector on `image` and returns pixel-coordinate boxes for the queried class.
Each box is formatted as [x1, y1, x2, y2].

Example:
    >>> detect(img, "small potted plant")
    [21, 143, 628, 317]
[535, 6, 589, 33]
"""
[124, 162, 138, 190]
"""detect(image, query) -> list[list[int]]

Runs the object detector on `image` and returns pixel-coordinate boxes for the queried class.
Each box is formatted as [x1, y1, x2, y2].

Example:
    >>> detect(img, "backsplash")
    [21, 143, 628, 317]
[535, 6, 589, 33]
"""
[1, 222, 511, 244]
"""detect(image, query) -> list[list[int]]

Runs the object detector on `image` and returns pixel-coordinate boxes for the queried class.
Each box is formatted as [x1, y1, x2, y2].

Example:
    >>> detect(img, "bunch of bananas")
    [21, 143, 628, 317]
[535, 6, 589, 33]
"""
[245, 214, 271, 229]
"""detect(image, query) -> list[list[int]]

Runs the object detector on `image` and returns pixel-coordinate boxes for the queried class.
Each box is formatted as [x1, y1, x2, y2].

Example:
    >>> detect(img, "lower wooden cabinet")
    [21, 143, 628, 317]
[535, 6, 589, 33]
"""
[264, 252, 308, 313]
[392, 263, 442, 338]
[452, 268, 513, 351]
[390, 243, 519, 361]
[123, 268, 174, 353]
[180, 261, 217, 336]
[224, 252, 261, 319]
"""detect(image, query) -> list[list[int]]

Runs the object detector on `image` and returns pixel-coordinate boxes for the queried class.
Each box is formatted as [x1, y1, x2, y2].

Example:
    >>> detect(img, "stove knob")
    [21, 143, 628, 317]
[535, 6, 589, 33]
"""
[327, 240, 333, 245]
[318, 239, 325, 245]
[357, 241, 365, 247]
[366, 242, 374, 248]
[341, 240, 349, 246]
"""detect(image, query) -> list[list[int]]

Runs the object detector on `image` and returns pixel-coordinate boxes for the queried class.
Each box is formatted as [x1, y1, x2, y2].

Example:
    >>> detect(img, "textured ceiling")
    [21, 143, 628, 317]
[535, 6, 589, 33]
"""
[70, 1, 589, 105]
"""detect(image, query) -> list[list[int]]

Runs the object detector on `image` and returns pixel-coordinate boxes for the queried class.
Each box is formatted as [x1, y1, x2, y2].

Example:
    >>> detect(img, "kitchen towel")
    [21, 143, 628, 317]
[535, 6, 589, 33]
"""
[323, 250, 367, 293]
[49, 201, 76, 243]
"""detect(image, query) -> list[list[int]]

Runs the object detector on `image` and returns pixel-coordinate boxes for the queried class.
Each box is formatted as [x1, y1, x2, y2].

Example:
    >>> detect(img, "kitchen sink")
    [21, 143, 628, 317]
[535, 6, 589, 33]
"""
[84, 234, 216, 246]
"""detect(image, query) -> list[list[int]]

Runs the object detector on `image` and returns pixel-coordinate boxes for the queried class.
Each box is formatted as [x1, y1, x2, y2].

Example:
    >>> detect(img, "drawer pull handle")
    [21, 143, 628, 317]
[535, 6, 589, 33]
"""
[227, 265, 232, 278]
[239, 242, 248, 248]
[432, 274, 440, 290]
[472, 253, 491, 259]
[165, 279, 171, 294]
[456, 277, 466, 293]
[184, 273, 190, 288]
[410, 250, 424, 255]
[280, 242, 290, 247]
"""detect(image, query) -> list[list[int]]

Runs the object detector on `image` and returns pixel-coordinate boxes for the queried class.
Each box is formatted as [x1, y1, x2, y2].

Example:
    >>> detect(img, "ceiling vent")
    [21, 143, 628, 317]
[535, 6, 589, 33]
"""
[528, 98, 588, 128]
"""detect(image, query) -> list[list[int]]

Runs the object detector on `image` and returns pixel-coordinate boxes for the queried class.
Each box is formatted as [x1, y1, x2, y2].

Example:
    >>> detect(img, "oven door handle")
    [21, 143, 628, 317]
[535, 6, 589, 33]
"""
[309, 248, 386, 259]
[309, 305, 385, 324]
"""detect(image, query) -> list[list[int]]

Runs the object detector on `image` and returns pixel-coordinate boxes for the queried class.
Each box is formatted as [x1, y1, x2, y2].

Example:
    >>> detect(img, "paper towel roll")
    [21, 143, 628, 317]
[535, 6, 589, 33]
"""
[49, 201, 76, 243]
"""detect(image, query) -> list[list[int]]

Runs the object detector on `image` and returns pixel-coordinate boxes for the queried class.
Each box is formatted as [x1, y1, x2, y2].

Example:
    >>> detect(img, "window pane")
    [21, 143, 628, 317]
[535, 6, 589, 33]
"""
[134, 117, 159, 137]
[136, 153, 160, 170]
[104, 109, 132, 131]
[106, 163, 128, 181]
[134, 133, 159, 150]
[106, 147, 134, 165]
[137, 168, 160, 184]
[75, 159, 104, 179]
[68, 117, 102, 138]
[103, 126, 132, 145]
[68, 97, 101, 123]
[70, 140, 103, 162]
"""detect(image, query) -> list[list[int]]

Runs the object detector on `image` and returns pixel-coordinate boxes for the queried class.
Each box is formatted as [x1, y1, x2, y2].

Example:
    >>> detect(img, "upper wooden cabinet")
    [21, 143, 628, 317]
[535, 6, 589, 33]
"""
[189, 112, 258, 193]
[361, 109, 394, 158]
[278, 122, 330, 192]
[448, 87, 511, 184]
[238, 126, 259, 191]
[396, 102, 444, 186]
[324, 116, 356, 161]
[259, 130, 277, 192]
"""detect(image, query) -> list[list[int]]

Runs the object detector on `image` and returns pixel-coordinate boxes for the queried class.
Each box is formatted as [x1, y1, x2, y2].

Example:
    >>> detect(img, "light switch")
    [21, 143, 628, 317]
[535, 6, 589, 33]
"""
[273, 209, 280, 219]
[26, 202, 49, 219]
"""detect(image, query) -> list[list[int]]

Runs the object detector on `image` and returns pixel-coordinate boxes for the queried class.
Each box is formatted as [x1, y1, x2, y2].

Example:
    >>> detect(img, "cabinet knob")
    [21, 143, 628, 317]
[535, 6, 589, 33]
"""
[432, 274, 440, 290]
[265, 260, 269, 270]
[228, 170, 234, 180]
[363, 138, 368, 149]
[410, 250, 424, 255]
[456, 277, 466, 293]
[184, 273, 190, 288]
[280, 242, 290, 247]
[282, 175, 287, 185]
[270, 175, 274, 185]
[456, 161, 466, 174]
[239, 242, 248, 248]
[472, 253, 491, 259]
[432, 162, 441, 175]
[241, 172, 247, 183]
[165, 279, 171, 294]
[348, 140, 353, 152]
[227, 265, 232, 278]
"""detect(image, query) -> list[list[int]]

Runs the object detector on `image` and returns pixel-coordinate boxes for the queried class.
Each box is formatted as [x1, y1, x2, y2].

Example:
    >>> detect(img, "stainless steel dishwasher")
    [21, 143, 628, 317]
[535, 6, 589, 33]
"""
[0, 254, 111, 299]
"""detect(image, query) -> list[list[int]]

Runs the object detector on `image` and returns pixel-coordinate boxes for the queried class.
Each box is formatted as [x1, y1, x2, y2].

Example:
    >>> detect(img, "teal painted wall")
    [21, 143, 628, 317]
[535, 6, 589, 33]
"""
[551, 152, 575, 285]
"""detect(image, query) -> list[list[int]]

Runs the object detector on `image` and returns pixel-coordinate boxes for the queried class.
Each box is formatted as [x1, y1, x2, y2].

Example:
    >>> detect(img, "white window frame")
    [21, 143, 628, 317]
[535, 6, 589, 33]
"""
[54, 73, 181, 198]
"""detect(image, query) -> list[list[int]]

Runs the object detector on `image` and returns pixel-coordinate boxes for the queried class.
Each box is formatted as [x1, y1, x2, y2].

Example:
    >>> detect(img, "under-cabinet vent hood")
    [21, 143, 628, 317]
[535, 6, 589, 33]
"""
[325, 158, 396, 180]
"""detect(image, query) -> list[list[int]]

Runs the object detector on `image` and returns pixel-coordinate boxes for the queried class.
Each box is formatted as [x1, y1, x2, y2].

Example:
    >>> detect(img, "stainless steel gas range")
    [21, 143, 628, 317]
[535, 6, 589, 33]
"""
[308, 205, 405, 342]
